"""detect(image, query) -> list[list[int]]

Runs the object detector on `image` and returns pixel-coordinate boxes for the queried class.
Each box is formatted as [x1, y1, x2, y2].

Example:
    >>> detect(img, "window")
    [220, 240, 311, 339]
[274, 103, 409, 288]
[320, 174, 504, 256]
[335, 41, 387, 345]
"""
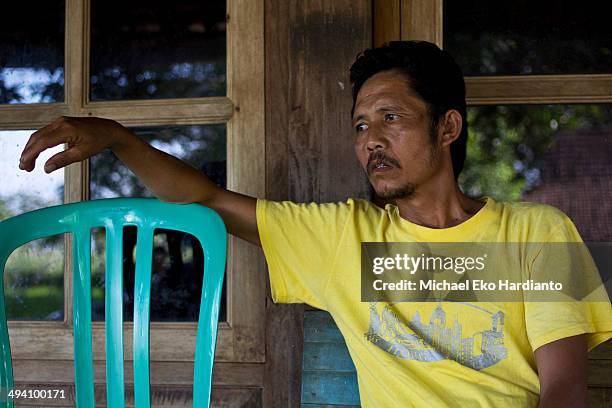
[441, 0, 612, 242]
[0, 0, 264, 398]
[0, 131, 65, 321]
[374, 0, 612, 399]
[374, 0, 612, 231]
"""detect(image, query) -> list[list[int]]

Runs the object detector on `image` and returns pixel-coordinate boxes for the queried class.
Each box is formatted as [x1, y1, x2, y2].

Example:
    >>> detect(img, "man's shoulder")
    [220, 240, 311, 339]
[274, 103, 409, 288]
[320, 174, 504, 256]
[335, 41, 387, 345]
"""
[495, 199, 577, 240]
[498, 199, 569, 222]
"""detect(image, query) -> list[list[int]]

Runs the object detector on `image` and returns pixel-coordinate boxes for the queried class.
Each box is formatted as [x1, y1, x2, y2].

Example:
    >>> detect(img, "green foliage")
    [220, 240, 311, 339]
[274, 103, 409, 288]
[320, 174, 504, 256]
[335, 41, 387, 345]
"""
[5, 244, 63, 287]
[4, 244, 64, 320]
[3, 286, 63, 320]
[90, 124, 226, 199]
[450, 33, 612, 76]
[460, 104, 611, 201]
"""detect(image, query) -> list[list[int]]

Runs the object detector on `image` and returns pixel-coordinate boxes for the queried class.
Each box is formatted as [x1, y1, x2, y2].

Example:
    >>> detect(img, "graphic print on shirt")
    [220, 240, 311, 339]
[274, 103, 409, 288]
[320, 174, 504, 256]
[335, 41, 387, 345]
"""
[365, 302, 508, 370]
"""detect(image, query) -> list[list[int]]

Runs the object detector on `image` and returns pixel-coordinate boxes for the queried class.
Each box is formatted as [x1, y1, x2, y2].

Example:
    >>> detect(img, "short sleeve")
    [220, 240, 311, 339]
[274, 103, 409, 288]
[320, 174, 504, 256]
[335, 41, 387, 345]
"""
[524, 212, 612, 351]
[256, 199, 351, 310]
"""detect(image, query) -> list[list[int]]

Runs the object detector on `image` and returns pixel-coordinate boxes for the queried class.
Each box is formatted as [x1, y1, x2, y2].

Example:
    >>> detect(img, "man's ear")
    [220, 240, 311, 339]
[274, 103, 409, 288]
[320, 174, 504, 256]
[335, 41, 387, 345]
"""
[439, 110, 463, 147]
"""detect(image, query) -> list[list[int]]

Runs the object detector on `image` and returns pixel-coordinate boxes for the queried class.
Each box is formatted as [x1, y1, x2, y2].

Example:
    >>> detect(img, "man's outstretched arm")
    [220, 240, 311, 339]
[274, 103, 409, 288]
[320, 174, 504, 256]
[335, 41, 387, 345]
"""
[535, 333, 588, 408]
[18, 116, 260, 246]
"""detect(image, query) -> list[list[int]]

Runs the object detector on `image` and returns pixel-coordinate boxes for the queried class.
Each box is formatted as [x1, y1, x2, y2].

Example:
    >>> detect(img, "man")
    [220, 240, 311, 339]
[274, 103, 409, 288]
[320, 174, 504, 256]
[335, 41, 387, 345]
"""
[18, 41, 611, 407]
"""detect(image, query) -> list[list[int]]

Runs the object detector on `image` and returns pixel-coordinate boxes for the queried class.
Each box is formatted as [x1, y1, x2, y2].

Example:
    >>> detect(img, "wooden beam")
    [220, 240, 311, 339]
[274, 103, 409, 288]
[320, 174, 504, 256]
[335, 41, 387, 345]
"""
[7, 323, 236, 362]
[263, 0, 371, 406]
[466, 75, 612, 105]
[588, 387, 612, 408]
[588, 359, 612, 387]
[589, 339, 612, 360]
[374, 0, 400, 47]
[80, 97, 234, 126]
[10, 383, 262, 407]
[0, 105, 69, 129]
[263, 0, 304, 405]
[400, 0, 443, 47]
[13, 360, 264, 387]
[226, 0, 267, 364]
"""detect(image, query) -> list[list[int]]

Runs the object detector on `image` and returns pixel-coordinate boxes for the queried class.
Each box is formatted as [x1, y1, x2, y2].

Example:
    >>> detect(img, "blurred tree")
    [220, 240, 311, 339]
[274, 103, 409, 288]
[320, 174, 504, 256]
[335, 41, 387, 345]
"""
[449, 32, 612, 76]
[444, 0, 612, 76]
[89, 124, 226, 199]
[0, 78, 23, 104]
[460, 104, 611, 201]
[90, 62, 225, 101]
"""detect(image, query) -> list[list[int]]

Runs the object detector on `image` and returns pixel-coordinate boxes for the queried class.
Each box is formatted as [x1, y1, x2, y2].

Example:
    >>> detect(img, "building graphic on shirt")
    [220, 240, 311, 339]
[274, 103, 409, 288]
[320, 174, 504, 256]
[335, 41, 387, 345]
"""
[365, 302, 508, 370]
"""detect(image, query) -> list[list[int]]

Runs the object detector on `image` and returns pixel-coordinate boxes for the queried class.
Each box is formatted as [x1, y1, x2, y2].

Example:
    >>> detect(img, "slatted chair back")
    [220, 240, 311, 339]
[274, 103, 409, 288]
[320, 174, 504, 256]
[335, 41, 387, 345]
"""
[0, 198, 226, 407]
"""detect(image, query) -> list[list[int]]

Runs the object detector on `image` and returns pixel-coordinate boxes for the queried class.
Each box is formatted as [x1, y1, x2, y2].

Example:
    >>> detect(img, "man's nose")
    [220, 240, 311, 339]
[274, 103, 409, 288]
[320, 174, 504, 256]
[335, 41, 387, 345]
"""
[366, 125, 389, 152]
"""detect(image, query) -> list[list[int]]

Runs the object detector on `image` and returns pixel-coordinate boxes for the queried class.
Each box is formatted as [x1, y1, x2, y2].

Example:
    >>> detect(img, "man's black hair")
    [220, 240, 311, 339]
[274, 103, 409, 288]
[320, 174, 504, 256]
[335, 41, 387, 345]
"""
[349, 41, 468, 180]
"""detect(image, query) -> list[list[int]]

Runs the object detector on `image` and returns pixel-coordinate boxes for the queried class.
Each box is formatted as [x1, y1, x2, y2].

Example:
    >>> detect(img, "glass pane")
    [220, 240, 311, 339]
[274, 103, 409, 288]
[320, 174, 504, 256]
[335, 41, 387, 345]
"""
[0, 1, 65, 104]
[460, 104, 612, 241]
[90, 227, 219, 322]
[90, 125, 226, 197]
[0, 130, 65, 218]
[0, 130, 65, 320]
[444, 0, 612, 75]
[89, 125, 227, 322]
[4, 236, 65, 320]
[90, 0, 226, 101]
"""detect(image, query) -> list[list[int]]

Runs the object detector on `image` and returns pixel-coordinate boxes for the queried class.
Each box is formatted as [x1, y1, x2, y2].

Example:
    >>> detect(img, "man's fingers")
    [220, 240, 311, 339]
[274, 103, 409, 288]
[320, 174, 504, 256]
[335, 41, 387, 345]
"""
[44, 148, 82, 173]
[22, 117, 65, 153]
[19, 128, 70, 171]
[19, 117, 70, 171]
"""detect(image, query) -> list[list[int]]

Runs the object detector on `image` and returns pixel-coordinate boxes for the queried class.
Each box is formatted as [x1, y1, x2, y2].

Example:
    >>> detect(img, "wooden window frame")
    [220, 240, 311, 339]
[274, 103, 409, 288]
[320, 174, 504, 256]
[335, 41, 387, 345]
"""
[1, 0, 265, 388]
[373, 0, 612, 105]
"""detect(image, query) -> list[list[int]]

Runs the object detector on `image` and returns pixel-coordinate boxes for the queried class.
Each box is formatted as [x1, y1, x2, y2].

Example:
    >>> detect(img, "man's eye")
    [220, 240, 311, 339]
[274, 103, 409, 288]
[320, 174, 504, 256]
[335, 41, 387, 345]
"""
[355, 123, 368, 132]
[385, 113, 399, 122]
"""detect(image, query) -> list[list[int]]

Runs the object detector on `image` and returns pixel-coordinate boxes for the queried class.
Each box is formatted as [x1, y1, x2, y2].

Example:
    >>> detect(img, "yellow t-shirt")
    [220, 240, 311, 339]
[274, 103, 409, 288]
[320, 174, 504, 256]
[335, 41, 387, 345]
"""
[256, 197, 612, 407]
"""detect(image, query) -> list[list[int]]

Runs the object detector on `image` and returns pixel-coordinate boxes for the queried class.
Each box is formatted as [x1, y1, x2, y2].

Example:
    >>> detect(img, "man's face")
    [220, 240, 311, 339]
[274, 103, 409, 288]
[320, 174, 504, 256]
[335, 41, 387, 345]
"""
[352, 70, 441, 200]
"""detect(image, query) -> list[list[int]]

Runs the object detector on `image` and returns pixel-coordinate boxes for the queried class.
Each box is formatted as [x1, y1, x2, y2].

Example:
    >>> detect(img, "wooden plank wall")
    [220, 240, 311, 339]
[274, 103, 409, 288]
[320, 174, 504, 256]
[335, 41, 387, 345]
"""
[588, 341, 612, 407]
[263, 0, 372, 406]
[301, 312, 360, 407]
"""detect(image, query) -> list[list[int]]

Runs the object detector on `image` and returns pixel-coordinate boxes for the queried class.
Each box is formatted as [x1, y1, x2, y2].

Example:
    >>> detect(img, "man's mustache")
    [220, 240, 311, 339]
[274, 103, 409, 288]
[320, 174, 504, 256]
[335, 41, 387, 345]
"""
[367, 151, 401, 175]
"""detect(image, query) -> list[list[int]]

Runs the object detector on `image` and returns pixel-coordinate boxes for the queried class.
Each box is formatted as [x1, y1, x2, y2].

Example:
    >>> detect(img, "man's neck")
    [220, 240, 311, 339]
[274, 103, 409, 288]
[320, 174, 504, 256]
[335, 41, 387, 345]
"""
[394, 183, 484, 229]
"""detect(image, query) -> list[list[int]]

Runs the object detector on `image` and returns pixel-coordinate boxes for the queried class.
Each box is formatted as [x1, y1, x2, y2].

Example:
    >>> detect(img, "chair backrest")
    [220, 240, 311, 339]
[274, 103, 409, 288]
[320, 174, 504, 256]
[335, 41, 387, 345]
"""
[0, 198, 227, 408]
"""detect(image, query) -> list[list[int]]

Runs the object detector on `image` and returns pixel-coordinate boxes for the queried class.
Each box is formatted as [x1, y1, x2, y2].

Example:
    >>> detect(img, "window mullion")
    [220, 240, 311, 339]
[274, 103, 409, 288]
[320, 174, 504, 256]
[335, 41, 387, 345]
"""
[64, 0, 90, 327]
[63, 0, 89, 205]
[65, 0, 88, 116]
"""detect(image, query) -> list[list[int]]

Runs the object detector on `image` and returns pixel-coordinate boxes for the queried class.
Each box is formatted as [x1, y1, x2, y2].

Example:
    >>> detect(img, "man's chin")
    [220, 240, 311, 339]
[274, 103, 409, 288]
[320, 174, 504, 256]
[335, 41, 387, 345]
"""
[373, 183, 415, 200]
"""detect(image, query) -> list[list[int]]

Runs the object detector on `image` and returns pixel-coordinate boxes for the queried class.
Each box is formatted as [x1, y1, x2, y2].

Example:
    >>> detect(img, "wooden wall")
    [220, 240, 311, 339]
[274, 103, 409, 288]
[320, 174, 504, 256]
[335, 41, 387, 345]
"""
[263, 0, 372, 406]
[301, 312, 360, 407]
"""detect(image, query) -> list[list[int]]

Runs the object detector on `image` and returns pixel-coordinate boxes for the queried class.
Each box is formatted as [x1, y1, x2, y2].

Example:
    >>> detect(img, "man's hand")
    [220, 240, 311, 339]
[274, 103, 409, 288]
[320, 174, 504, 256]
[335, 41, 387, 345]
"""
[19, 116, 123, 173]
[18, 116, 260, 246]
[535, 334, 587, 408]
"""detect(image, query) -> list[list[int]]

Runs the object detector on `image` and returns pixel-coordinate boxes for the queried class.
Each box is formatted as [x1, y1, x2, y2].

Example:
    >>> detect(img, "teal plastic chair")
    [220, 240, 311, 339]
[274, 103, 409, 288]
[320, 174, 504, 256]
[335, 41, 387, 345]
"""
[0, 198, 227, 407]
